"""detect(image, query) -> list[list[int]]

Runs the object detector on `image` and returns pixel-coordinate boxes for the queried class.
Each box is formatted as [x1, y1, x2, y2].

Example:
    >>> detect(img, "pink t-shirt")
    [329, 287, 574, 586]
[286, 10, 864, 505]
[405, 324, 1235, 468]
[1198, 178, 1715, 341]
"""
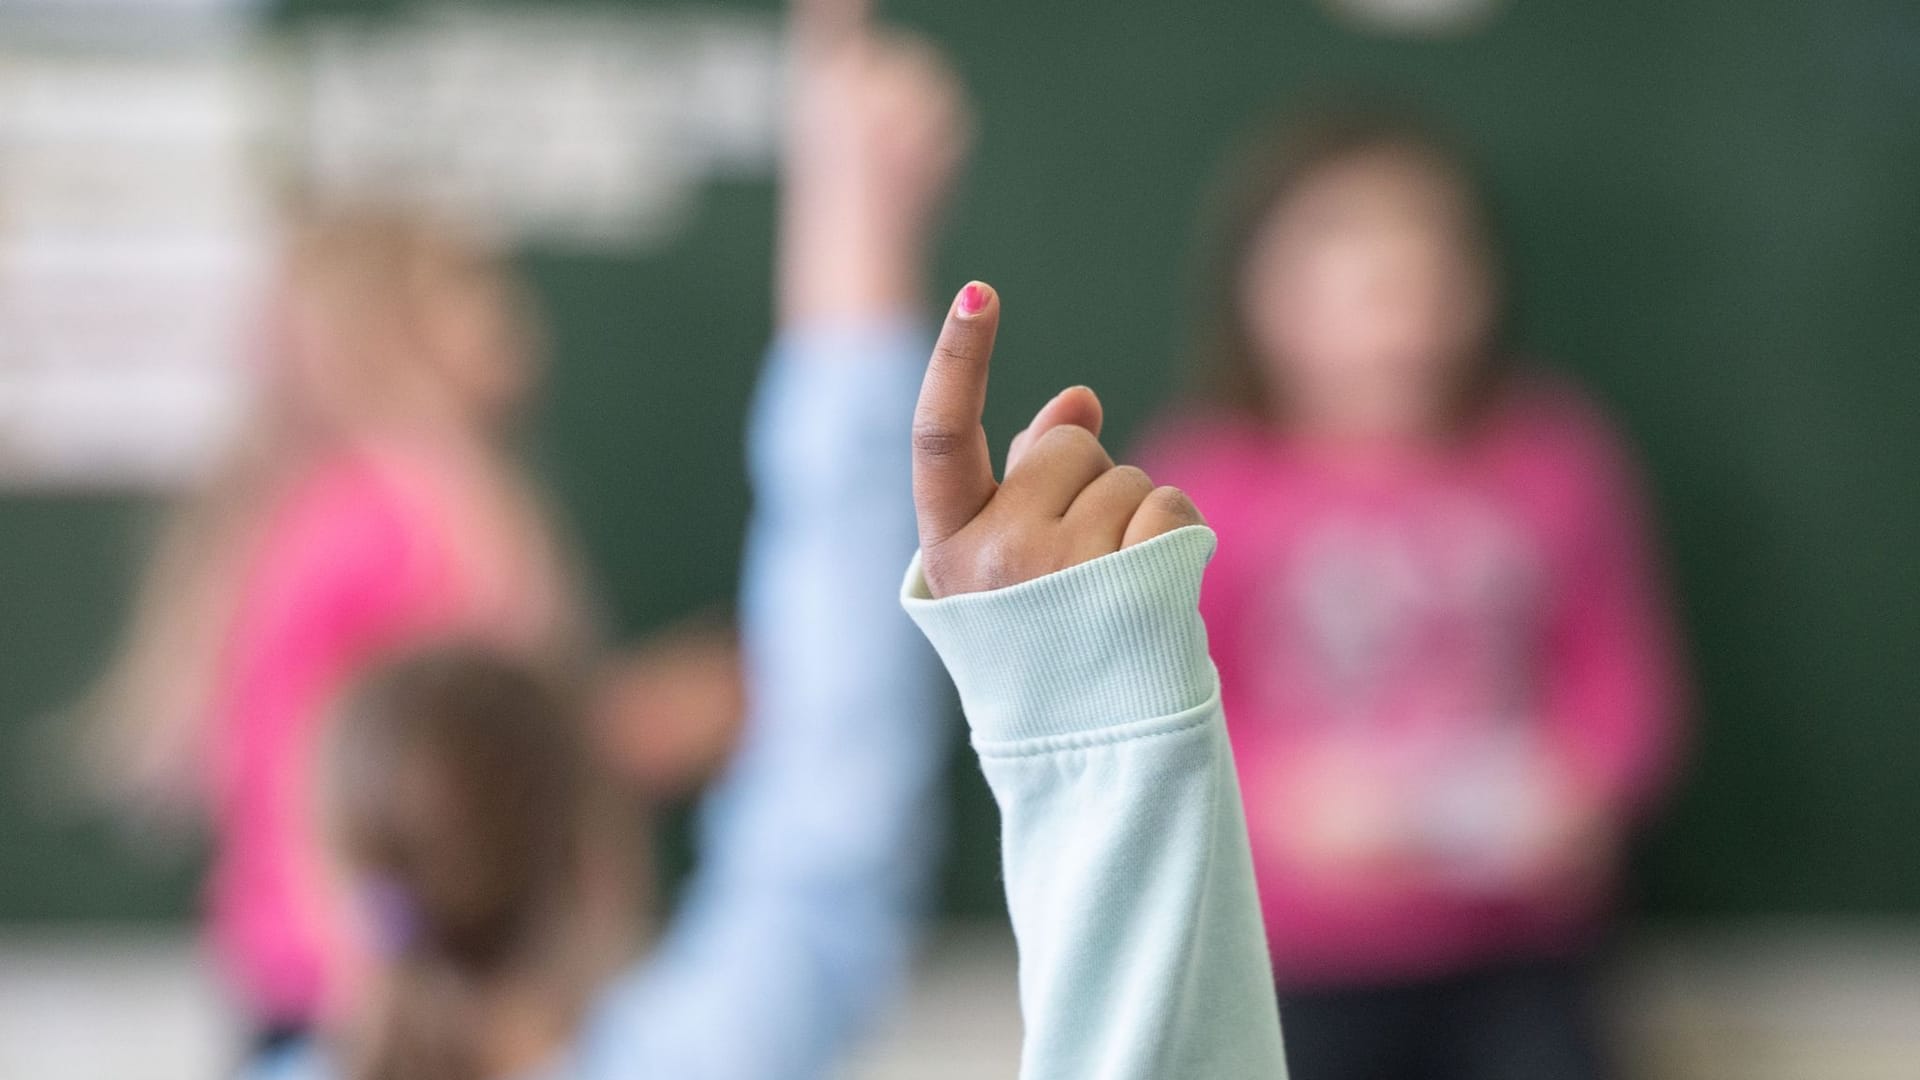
[204, 443, 480, 1025]
[1140, 376, 1684, 990]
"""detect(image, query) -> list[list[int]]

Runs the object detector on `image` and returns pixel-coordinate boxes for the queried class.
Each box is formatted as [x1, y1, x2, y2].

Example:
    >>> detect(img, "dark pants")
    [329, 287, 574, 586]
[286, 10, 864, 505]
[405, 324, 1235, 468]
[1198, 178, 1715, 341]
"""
[245, 1022, 312, 1070]
[1279, 958, 1607, 1080]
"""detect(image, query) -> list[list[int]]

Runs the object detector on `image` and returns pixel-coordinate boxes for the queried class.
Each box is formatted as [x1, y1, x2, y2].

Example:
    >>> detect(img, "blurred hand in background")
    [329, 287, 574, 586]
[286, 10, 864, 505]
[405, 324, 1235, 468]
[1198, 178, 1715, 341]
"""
[593, 617, 746, 803]
[779, 0, 973, 327]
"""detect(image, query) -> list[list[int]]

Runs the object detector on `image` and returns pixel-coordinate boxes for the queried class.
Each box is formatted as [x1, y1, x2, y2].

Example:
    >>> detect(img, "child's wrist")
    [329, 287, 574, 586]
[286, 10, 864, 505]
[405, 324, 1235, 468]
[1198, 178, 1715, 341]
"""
[902, 525, 1219, 744]
[778, 245, 927, 329]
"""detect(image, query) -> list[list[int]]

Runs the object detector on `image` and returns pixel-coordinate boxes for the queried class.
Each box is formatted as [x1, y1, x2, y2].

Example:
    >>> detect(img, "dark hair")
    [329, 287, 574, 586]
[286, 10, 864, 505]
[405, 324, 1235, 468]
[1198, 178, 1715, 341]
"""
[1187, 103, 1508, 427]
[328, 646, 635, 1080]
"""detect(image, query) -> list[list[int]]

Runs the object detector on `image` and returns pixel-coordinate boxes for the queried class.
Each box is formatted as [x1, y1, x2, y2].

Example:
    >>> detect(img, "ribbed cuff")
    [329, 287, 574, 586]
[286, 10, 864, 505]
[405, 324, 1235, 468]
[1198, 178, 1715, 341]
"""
[901, 525, 1219, 743]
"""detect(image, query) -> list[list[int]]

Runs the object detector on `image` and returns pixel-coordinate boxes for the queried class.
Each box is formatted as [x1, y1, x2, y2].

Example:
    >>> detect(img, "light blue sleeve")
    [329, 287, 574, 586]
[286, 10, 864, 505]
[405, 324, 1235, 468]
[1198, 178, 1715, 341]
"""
[901, 526, 1288, 1079]
[575, 320, 948, 1079]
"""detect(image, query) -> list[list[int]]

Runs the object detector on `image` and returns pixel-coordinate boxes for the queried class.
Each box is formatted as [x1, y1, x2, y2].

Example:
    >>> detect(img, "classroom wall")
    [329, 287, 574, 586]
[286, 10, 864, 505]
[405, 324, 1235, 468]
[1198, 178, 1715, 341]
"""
[2, 0, 1916, 921]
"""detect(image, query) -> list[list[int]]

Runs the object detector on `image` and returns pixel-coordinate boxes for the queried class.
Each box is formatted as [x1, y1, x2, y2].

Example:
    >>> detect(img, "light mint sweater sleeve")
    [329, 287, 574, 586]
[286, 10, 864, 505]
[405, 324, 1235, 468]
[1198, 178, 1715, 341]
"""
[901, 524, 1288, 1079]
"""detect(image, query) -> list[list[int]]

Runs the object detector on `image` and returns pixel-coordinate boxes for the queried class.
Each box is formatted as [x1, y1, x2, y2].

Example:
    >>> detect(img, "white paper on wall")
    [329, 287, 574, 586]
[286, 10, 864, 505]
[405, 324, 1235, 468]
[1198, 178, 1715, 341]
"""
[0, 5, 785, 490]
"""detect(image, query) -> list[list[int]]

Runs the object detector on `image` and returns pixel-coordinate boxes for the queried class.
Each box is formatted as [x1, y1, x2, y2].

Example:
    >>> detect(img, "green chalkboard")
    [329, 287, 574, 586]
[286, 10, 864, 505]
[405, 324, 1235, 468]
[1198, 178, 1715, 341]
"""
[3, 0, 1917, 923]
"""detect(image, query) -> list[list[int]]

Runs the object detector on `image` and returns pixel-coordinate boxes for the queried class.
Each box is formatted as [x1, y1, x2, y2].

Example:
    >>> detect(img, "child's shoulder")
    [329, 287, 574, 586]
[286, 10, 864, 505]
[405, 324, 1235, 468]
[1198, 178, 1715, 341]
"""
[1488, 370, 1636, 468]
[1483, 370, 1648, 514]
[263, 437, 458, 568]
[1132, 405, 1274, 479]
[302, 433, 466, 518]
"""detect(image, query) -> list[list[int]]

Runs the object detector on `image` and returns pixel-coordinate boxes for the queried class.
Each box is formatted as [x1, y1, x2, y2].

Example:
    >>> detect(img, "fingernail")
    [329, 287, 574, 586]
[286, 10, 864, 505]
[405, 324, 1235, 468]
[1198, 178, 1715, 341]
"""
[957, 282, 988, 317]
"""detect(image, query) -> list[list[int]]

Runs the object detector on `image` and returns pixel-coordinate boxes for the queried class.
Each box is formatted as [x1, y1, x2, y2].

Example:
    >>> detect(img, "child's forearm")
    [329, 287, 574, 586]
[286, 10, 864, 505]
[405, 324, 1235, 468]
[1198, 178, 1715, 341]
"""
[904, 526, 1287, 1079]
[639, 323, 944, 1078]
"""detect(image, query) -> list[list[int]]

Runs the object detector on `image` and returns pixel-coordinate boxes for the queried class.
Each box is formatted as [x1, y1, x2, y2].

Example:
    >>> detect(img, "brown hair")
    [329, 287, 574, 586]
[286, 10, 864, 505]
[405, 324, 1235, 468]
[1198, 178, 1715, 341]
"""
[328, 646, 637, 1080]
[1186, 104, 1508, 427]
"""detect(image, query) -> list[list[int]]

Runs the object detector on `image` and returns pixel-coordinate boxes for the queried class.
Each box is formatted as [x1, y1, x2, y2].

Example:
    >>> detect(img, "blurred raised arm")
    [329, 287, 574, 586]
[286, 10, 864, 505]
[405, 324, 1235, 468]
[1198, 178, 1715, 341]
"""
[582, 6, 974, 1077]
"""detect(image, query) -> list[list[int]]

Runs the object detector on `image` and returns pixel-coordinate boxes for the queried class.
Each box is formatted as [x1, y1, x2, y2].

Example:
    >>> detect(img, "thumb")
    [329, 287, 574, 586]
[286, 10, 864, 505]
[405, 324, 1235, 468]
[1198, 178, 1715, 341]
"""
[1007, 385, 1103, 473]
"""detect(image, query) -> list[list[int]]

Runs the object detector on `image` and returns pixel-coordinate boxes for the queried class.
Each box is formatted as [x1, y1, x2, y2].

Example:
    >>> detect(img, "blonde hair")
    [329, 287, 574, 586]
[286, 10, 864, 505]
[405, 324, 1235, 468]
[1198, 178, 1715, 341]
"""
[78, 207, 571, 816]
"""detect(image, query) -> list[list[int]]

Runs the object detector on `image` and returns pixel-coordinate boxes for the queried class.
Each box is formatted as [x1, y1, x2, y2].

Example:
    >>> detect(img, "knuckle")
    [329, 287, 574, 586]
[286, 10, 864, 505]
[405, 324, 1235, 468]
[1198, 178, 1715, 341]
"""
[929, 338, 976, 370]
[1146, 485, 1203, 523]
[1108, 464, 1154, 495]
[1033, 422, 1085, 447]
[1060, 424, 1103, 453]
[1034, 423, 1107, 463]
[910, 421, 966, 459]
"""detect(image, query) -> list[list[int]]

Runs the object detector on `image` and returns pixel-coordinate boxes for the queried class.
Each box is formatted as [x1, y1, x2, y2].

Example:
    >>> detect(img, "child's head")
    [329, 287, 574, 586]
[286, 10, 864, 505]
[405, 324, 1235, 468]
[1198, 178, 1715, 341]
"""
[270, 209, 539, 438]
[74, 215, 547, 818]
[78, 212, 564, 822]
[1197, 109, 1503, 439]
[327, 647, 635, 1080]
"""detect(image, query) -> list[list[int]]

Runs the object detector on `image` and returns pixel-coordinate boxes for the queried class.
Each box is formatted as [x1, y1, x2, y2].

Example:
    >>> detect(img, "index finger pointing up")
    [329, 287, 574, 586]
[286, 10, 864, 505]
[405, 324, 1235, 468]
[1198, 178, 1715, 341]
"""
[912, 281, 1000, 548]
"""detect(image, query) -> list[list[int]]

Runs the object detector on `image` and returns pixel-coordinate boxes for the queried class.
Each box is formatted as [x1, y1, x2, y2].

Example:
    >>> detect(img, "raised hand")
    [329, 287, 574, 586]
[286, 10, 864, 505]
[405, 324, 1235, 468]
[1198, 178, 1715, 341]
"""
[779, 0, 974, 326]
[912, 282, 1205, 598]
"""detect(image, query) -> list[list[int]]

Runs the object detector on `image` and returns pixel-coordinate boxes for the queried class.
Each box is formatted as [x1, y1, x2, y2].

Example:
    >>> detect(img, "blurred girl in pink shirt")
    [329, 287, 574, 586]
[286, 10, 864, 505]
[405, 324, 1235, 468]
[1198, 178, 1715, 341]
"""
[1140, 111, 1686, 1080]
[80, 213, 614, 1048]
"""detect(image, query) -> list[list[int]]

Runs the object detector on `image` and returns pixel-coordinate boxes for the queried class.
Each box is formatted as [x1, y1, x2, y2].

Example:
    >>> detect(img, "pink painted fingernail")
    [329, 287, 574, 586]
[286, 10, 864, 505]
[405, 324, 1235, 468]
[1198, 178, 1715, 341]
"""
[957, 282, 988, 316]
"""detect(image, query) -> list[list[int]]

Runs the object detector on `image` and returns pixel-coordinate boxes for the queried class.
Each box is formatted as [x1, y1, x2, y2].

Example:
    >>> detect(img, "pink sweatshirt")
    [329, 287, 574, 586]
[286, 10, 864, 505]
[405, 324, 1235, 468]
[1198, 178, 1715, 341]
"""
[1140, 376, 1683, 990]
[205, 443, 478, 1026]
